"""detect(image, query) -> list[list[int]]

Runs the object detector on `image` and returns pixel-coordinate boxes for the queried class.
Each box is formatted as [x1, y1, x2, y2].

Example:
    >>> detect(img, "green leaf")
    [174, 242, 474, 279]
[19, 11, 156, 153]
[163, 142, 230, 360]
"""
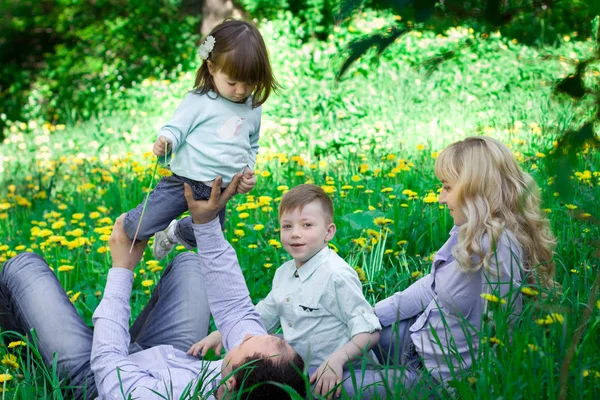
[341, 210, 385, 232]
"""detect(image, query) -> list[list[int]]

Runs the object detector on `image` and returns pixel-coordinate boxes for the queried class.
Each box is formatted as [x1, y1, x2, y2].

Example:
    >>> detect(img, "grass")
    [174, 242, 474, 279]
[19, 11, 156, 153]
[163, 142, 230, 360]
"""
[0, 9, 599, 400]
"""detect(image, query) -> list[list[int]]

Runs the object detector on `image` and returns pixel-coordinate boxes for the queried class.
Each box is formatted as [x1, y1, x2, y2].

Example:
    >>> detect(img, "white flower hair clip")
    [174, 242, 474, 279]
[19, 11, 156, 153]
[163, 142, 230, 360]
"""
[198, 35, 216, 60]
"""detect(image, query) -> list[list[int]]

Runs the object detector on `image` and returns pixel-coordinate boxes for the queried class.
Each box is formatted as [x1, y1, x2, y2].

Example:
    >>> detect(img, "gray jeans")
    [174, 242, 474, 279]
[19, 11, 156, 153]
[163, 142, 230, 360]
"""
[124, 174, 225, 248]
[0, 252, 210, 400]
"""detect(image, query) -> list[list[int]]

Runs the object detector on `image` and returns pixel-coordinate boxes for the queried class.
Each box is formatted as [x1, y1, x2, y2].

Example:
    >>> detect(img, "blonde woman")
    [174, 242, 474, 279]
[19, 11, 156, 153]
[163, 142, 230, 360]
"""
[374, 136, 556, 392]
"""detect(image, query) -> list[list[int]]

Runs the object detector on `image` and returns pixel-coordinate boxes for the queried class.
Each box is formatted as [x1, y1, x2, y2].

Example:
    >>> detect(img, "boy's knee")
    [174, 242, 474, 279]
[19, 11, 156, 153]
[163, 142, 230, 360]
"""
[1, 253, 48, 283]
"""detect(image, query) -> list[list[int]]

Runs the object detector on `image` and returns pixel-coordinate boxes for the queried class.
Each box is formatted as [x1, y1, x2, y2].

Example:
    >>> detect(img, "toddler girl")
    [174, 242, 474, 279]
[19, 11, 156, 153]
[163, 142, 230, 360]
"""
[124, 19, 278, 256]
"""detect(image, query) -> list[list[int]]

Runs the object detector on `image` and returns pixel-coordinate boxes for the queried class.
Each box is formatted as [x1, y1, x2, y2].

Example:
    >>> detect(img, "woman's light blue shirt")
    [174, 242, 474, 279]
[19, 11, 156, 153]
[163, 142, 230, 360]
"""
[375, 226, 523, 382]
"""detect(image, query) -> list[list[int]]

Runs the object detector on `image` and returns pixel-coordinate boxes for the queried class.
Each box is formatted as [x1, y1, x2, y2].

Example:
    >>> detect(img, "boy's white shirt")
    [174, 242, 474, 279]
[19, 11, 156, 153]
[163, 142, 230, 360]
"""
[255, 247, 381, 369]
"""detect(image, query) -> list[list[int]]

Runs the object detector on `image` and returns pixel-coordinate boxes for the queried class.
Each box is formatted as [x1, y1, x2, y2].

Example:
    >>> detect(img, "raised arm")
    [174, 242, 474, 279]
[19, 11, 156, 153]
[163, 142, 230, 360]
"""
[184, 176, 266, 350]
[91, 216, 167, 399]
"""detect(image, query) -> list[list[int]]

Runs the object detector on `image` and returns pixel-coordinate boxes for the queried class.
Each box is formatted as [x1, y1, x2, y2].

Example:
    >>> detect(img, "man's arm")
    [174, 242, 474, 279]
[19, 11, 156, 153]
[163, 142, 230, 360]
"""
[90, 216, 166, 399]
[184, 177, 266, 350]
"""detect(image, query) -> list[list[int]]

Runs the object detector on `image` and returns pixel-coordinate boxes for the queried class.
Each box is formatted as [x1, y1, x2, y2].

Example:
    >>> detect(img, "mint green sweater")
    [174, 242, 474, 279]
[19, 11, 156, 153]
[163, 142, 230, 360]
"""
[158, 91, 261, 184]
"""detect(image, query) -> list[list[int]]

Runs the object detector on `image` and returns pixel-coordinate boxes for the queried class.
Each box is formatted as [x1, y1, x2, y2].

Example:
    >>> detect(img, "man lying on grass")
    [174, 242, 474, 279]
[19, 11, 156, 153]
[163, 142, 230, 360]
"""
[0, 174, 306, 399]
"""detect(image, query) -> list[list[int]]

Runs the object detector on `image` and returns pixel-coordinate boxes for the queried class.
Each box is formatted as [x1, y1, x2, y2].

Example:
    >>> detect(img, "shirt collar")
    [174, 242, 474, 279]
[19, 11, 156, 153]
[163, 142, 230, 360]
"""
[432, 226, 460, 269]
[293, 247, 330, 282]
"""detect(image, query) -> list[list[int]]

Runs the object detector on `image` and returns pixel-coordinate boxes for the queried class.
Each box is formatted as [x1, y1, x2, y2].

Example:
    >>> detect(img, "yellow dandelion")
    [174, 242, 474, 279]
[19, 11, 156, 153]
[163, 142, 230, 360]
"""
[260, 171, 271, 178]
[535, 313, 564, 326]
[480, 293, 506, 304]
[423, 193, 438, 203]
[1, 354, 19, 369]
[264, 263, 273, 269]
[321, 186, 336, 194]
[72, 213, 84, 220]
[70, 292, 81, 303]
[354, 267, 366, 282]
[521, 287, 539, 297]
[8, 341, 26, 348]
[416, 144, 425, 151]
[68, 228, 84, 237]
[527, 344, 538, 352]
[58, 265, 74, 272]
[239, 213, 249, 219]
[141, 280, 154, 287]
[0, 373, 13, 382]
[253, 224, 265, 231]
[234, 229, 245, 237]
[565, 204, 578, 210]
[411, 271, 423, 279]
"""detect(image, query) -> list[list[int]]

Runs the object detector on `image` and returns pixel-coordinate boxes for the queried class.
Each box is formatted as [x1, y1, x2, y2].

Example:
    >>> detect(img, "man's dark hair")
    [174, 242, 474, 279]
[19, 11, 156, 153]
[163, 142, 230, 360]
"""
[233, 350, 306, 399]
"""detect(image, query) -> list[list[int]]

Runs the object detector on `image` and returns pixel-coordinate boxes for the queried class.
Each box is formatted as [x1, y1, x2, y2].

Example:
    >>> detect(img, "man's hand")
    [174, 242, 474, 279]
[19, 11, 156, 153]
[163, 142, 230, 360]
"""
[310, 357, 344, 399]
[183, 174, 241, 224]
[109, 214, 147, 271]
[153, 136, 172, 157]
[187, 331, 223, 357]
[237, 169, 256, 194]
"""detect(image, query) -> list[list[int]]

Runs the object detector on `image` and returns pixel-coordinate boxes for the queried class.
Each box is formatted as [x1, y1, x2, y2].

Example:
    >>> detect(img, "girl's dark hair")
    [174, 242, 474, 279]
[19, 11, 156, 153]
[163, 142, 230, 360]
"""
[193, 19, 279, 108]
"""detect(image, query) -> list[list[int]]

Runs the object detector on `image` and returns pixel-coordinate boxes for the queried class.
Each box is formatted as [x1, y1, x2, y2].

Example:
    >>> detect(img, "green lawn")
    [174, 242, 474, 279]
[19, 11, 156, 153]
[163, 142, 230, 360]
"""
[0, 11, 599, 399]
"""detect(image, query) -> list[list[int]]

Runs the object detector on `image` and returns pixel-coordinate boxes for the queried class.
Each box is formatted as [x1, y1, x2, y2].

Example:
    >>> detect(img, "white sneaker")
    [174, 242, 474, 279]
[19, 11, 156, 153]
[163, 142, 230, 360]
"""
[153, 220, 178, 260]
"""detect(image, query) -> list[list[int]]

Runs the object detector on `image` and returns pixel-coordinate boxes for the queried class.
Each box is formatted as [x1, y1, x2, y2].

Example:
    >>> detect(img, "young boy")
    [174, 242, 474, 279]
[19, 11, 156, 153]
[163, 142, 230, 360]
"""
[188, 184, 382, 398]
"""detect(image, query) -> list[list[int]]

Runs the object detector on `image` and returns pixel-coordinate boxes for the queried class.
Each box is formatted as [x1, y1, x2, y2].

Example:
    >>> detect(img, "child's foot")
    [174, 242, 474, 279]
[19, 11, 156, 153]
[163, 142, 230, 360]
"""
[153, 220, 178, 260]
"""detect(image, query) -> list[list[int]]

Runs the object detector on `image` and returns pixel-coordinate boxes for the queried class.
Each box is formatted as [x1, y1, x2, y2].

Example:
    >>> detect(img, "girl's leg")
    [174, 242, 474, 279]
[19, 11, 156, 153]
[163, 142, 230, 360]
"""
[0, 253, 96, 400]
[123, 175, 190, 241]
[129, 252, 211, 353]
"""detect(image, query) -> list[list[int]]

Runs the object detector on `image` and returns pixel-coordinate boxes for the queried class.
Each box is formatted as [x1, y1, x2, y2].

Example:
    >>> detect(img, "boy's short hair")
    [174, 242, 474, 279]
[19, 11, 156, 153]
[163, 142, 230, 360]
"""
[278, 184, 334, 223]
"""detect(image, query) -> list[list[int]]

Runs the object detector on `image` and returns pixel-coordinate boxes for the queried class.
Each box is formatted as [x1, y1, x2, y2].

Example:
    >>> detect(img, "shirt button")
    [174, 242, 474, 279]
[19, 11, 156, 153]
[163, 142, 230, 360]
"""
[361, 308, 365, 314]
[168, 354, 174, 359]
[286, 297, 290, 302]
[288, 322, 293, 327]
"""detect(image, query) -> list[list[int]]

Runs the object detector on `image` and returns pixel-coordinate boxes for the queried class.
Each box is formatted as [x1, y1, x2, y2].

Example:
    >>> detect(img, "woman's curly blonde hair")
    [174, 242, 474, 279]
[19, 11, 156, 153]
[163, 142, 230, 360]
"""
[434, 136, 556, 288]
